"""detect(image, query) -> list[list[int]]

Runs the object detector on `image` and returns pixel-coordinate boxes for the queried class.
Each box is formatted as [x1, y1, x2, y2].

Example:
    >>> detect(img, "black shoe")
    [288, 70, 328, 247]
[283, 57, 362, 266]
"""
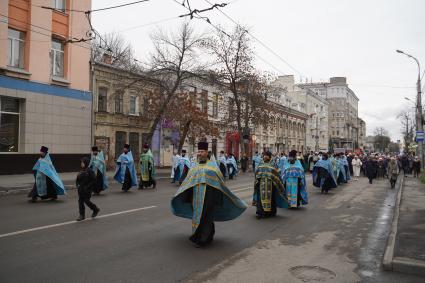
[29, 198, 37, 203]
[92, 207, 100, 218]
[76, 215, 85, 221]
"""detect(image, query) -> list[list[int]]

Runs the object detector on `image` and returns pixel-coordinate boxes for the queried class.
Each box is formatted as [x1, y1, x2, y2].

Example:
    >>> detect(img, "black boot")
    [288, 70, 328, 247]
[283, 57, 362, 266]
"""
[76, 215, 85, 221]
[92, 207, 100, 218]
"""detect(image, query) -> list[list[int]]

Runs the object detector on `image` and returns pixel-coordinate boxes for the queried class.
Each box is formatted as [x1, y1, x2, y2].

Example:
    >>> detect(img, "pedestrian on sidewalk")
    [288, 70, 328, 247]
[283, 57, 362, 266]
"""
[351, 155, 362, 181]
[76, 157, 100, 221]
[114, 144, 138, 192]
[412, 156, 421, 178]
[89, 146, 108, 195]
[240, 154, 248, 173]
[388, 157, 399, 189]
[28, 146, 66, 202]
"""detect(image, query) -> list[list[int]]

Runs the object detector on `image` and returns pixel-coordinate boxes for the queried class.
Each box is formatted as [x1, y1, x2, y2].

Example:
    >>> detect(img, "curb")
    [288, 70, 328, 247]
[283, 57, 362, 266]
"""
[382, 174, 404, 270]
[0, 175, 171, 196]
[382, 175, 425, 276]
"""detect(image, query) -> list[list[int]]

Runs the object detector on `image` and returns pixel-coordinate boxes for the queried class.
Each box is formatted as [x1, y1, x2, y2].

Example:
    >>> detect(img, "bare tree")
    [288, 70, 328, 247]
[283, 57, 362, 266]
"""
[92, 32, 140, 72]
[397, 110, 415, 148]
[164, 88, 219, 153]
[373, 127, 391, 152]
[204, 25, 271, 156]
[143, 22, 205, 145]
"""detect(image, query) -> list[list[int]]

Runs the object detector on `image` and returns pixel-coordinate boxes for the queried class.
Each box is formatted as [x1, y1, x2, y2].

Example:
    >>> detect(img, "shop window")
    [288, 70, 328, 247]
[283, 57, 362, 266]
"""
[0, 96, 20, 152]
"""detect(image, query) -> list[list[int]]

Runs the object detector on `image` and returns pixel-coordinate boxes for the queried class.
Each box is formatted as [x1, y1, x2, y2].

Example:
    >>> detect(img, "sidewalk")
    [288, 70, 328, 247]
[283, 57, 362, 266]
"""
[383, 175, 425, 276]
[0, 168, 172, 195]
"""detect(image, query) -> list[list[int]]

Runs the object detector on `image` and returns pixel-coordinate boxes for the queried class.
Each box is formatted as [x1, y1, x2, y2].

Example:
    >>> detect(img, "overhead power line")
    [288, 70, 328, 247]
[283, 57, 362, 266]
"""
[201, 0, 304, 77]
[37, 0, 150, 13]
[171, 0, 287, 75]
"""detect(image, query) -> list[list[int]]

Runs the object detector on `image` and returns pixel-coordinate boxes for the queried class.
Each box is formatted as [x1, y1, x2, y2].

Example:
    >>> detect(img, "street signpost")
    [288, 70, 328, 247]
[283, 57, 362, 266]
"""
[416, 130, 424, 142]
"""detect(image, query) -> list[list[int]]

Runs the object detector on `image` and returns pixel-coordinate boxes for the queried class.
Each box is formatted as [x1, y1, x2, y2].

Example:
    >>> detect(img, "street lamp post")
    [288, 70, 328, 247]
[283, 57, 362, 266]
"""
[397, 49, 424, 168]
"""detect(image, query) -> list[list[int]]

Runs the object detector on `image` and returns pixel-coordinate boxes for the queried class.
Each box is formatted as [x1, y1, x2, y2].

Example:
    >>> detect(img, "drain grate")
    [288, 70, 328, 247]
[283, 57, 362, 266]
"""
[289, 265, 336, 282]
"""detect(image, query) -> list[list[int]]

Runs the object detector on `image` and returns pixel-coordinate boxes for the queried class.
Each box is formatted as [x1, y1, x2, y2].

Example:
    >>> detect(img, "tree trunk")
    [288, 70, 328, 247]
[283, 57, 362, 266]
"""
[178, 120, 191, 154]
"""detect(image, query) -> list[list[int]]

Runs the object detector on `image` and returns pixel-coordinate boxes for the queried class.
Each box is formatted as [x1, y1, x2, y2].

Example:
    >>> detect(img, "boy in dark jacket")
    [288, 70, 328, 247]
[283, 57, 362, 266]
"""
[76, 157, 100, 221]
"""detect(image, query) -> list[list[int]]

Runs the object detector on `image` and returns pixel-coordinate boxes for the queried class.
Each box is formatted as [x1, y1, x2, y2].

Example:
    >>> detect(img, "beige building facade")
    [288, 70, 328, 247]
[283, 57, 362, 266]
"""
[274, 75, 329, 152]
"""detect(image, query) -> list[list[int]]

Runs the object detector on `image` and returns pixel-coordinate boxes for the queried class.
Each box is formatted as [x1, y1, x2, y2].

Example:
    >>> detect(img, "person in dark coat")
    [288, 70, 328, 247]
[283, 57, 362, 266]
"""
[412, 157, 421, 178]
[347, 154, 354, 176]
[240, 154, 248, 173]
[365, 157, 377, 184]
[76, 157, 100, 221]
[401, 154, 410, 175]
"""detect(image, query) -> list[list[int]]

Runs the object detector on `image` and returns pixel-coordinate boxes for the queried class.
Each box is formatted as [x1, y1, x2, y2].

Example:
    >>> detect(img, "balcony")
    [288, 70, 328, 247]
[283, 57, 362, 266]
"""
[95, 112, 150, 128]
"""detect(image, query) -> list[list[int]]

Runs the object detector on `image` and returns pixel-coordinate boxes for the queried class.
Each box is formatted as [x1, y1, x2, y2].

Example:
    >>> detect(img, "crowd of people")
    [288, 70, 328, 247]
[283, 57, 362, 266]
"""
[27, 143, 421, 248]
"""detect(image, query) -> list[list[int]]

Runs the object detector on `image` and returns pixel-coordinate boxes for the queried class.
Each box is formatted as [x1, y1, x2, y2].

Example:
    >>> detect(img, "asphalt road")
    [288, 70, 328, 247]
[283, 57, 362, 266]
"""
[0, 173, 423, 283]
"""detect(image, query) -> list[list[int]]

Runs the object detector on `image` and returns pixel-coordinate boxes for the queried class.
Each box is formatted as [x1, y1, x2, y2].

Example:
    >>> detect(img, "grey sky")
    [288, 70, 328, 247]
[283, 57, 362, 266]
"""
[92, 0, 425, 141]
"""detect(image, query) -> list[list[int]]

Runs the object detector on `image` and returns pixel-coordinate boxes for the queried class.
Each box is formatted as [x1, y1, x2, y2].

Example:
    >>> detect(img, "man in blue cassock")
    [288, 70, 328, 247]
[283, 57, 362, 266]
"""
[342, 155, 351, 181]
[313, 153, 337, 194]
[336, 154, 347, 185]
[176, 149, 191, 185]
[226, 153, 238, 180]
[217, 151, 228, 179]
[114, 144, 138, 192]
[89, 146, 108, 195]
[171, 141, 247, 247]
[28, 146, 65, 202]
[276, 152, 287, 173]
[281, 150, 308, 208]
[253, 151, 288, 218]
[252, 151, 262, 174]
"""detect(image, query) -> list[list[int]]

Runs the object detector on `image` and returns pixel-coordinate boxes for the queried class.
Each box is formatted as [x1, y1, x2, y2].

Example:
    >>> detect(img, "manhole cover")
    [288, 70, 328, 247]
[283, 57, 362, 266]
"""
[289, 265, 336, 282]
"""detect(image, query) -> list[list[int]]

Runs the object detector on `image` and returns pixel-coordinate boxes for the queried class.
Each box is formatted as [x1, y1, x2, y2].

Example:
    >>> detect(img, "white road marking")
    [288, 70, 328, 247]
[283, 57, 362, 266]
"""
[0, 206, 157, 239]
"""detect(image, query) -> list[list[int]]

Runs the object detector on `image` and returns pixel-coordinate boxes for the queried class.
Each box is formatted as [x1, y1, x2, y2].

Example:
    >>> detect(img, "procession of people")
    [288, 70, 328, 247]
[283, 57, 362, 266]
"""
[25, 139, 418, 248]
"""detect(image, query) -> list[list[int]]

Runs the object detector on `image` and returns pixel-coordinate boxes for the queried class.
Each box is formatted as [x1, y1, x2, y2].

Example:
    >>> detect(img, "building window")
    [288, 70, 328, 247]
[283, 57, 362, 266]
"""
[129, 132, 139, 158]
[115, 94, 123, 114]
[115, 131, 126, 159]
[52, 0, 66, 12]
[7, 28, 25, 69]
[98, 87, 107, 112]
[50, 39, 64, 77]
[212, 93, 218, 118]
[0, 96, 20, 152]
[201, 90, 208, 113]
[129, 96, 137, 115]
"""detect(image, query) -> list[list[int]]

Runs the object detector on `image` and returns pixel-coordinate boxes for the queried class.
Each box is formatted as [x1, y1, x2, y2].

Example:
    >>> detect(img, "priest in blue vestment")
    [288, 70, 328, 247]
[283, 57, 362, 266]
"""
[281, 150, 308, 208]
[171, 141, 247, 247]
[226, 153, 238, 180]
[28, 146, 65, 202]
[253, 151, 288, 218]
[252, 151, 262, 174]
[114, 144, 138, 192]
[89, 146, 108, 194]
[176, 150, 191, 185]
[336, 154, 347, 185]
[312, 153, 337, 194]
[217, 151, 228, 179]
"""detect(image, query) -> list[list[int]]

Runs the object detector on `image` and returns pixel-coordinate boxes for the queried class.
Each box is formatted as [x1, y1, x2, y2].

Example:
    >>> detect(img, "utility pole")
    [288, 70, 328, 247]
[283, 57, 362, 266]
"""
[397, 50, 424, 168]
